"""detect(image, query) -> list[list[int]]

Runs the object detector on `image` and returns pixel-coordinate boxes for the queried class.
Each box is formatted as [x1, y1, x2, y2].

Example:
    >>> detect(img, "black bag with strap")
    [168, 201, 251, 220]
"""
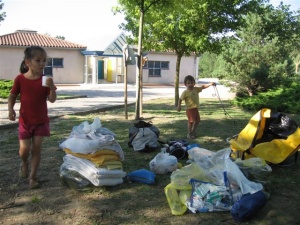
[128, 121, 160, 152]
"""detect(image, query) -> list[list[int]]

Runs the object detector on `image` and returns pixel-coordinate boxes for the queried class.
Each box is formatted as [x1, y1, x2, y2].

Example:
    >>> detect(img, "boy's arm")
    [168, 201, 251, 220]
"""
[177, 99, 182, 112]
[201, 82, 216, 89]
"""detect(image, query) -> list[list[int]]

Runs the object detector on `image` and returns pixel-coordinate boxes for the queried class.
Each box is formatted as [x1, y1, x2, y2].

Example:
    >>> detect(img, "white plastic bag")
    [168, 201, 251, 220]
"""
[59, 137, 99, 154]
[70, 117, 102, 135]
[191, 148, 263, 195]
[149, 152, 178, 174]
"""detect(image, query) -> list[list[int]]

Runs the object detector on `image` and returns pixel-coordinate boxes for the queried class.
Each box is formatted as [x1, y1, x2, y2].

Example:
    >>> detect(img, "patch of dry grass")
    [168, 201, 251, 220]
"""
[1, 98, 300, 225]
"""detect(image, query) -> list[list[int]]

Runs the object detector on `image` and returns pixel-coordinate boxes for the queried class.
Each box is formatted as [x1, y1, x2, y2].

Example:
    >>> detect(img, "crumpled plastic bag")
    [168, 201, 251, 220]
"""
[149, 152, 178, 174]
[170, 163, 210, 190]
[189, 148, 263, 195]
[234, 157, 272, 184]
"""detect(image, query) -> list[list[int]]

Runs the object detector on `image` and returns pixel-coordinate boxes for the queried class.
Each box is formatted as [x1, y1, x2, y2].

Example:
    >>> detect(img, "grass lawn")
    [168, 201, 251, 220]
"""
[0, 98, 300, 225]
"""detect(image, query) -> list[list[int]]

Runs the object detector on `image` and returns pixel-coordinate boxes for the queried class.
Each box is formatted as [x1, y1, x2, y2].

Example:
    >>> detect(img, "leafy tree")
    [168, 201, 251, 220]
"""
[116, 0, 266, 106]
[0, 0, 6, 24]
[55, 35, 65, 40]
[290, 14, 300, 75]
[291, 50, 300, 75]
[222, 4, 300, 96]
[115, 0, 172, 119]
[199, 52, 217, 78]
[199, 52, 228, 79]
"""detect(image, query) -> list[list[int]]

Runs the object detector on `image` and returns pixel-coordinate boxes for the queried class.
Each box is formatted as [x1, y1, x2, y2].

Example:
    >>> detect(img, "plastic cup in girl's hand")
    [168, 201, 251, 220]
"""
[42, 75, 52, 87]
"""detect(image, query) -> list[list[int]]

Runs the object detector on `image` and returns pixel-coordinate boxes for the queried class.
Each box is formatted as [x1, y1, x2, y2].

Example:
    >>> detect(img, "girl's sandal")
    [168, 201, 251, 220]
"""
[19, 163, 29, 179]
[189, 134, 196, 139]
[187, 133, 196, 139]
[29, 178, 40, 189]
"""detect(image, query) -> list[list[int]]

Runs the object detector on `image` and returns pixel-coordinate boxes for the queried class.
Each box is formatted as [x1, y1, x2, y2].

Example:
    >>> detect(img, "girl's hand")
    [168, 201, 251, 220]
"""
[46, 77, 56, 90]
[8, 109, 16, 121]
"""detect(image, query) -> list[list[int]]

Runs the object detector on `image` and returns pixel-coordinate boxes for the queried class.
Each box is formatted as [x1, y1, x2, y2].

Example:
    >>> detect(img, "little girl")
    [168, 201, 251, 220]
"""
[8, 46, 57, 189]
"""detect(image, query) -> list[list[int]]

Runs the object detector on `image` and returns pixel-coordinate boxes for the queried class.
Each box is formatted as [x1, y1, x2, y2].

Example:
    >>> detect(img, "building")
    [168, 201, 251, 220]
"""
[0, 30, 198, 85]
[0, 30, 87, 84]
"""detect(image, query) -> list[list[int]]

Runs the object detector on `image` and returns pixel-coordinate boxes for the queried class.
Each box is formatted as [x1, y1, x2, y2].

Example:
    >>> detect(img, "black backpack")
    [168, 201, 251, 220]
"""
[128, 121, 160, 152]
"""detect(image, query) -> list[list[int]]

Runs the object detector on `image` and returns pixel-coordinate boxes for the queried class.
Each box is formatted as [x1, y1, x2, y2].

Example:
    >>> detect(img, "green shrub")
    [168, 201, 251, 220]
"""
[0, 79, 13, 98]
[233, 83, 300, 113]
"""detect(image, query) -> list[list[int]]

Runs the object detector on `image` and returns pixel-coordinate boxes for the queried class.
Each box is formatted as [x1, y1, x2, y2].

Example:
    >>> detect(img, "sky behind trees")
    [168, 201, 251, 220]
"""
[0, 0, 298, 45]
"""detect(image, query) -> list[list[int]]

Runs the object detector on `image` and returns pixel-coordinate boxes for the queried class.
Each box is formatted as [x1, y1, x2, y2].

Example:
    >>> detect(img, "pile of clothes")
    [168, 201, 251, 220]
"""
[59, 118, 126, 188]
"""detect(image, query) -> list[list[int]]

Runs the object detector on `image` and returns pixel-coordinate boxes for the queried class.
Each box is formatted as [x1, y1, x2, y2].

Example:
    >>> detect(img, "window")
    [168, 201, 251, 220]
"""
[53, 58, 63, 67]
[143, 60, 169, 77]
[43, 58, 64, 75]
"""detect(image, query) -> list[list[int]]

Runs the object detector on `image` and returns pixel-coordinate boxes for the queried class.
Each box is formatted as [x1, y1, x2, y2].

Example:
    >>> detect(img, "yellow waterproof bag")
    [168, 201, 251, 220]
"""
[229, 108, 300, 164]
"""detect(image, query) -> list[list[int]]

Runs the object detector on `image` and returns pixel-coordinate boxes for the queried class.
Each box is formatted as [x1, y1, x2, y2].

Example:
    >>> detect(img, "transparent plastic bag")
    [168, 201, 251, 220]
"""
[190, 148, 263, 195]
[70, 117, 102, 135]
[234, 158, 272, 184]
[60, 168, 92, 190]
[149, 153, 178, 174]
[188, 177, 232, 213]
[170, 163, 210, 190]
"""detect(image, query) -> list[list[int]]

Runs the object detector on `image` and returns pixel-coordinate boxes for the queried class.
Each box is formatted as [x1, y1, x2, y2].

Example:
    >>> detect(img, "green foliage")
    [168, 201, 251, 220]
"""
[55, 35, 65, 40]
[291, 50, 300, 75]
[221, 5, 300, 96]
[31, 196, 41, 203]
[115, 0, 265, 105]
[233, 82, 300, 113]
[199, 52, 228, 79]
[0, 0, 6, 23]
[199, 52, 217, 78]
[0, 79, 13, 98]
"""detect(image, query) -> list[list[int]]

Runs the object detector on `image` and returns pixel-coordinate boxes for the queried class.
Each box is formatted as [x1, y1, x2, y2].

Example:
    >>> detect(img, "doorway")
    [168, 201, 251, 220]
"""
[98, 60, 104, 79]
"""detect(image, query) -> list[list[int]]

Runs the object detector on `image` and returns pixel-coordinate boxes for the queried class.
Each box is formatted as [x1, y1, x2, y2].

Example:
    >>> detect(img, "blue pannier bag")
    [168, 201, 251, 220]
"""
[127, 169, 156, 185]
[231, 190, 267, 222]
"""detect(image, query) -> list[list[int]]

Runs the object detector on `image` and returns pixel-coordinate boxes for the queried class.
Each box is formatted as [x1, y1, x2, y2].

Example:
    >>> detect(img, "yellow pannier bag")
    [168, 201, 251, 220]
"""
[229, 108, 300, 164]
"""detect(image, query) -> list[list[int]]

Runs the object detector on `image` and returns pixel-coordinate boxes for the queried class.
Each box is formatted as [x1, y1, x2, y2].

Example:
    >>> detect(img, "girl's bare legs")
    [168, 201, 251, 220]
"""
[29, 136, 43, 179]
[19, 139, 31, 178]
[19, 136, 43, 188]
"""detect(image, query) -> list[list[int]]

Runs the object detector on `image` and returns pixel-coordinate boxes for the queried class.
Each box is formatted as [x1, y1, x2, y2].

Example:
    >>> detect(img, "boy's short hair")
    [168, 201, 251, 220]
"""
[184, 75, 195, 85]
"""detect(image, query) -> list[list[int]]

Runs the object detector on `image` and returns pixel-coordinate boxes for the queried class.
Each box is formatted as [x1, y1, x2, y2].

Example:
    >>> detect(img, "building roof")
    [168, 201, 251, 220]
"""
[0, 30, 87, 49]
[81, 32, 127, 57]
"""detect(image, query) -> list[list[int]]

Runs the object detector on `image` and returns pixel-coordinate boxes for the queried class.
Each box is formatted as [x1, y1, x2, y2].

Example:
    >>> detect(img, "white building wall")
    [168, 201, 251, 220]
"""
[48, 48, 85, 84]
[0, 47, 24, 80]
[0, 47, 198, 85]
[125, 52, 197, 85]
[0, 47, 85, 84]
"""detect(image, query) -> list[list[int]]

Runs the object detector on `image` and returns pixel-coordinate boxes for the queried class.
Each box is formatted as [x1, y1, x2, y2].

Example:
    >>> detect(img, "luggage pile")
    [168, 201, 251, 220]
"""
[164, 147, 269, 222]
[59, 118, 126, 188]
[164, 108, 300, 222]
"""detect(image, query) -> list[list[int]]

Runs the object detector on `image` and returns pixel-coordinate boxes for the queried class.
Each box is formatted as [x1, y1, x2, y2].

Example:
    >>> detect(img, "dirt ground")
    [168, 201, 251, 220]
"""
[1, 116, 300, 225]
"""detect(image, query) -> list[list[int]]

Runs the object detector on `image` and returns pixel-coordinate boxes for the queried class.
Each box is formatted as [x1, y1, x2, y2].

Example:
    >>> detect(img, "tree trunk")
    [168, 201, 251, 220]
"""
[135, 6, 144, 120]
[174, 53, 183, 107]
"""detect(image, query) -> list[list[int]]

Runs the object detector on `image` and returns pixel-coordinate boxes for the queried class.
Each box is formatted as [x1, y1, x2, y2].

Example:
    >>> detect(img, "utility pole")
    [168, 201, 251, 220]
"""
[123, 44, 136, 119]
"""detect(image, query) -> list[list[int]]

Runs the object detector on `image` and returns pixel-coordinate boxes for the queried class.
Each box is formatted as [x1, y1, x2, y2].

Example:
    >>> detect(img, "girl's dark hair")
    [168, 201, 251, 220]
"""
[19, 46, 47, 73]
[184, 75, 195, 85]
